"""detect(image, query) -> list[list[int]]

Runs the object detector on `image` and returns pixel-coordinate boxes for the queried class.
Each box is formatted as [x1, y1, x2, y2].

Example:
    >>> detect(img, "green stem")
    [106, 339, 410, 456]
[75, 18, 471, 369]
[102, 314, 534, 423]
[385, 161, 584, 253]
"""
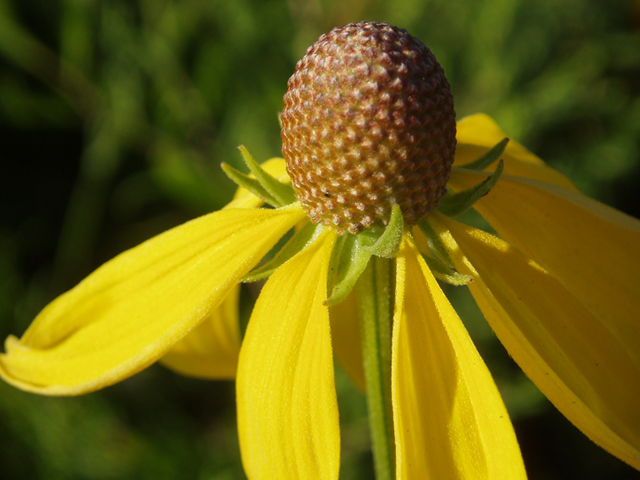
[357, 256, 395, 480]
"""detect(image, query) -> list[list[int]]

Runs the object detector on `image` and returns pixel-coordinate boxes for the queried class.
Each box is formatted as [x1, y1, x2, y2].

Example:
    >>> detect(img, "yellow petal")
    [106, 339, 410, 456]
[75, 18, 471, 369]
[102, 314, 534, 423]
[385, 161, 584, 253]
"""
[392, 233, 526, 480]
[160, 158, 292, 377]
[450, 169, 640, 368]
[434, 213, 640, 470]
[160, 285, 240, 379]
[226, 158, 291, 209]
[237, 229, 340, 480]
[455, 113, 578, 190]
[0, 203, 306, 395]
[329, 289, 365, 391]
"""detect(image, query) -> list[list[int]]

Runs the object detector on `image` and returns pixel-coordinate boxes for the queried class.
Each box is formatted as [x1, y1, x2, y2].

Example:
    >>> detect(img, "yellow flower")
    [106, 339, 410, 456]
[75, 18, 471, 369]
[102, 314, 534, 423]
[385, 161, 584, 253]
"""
[1, 113, 639, 479]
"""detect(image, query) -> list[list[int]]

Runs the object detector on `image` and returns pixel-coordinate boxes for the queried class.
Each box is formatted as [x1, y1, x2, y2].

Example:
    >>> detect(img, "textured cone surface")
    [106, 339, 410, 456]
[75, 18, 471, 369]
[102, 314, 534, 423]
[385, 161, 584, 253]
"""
[281, 22, 456, 234]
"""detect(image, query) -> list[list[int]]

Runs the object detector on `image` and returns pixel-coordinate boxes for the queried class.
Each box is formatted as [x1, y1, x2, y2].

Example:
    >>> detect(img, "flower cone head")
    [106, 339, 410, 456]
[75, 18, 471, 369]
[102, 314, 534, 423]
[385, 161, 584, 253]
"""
[281, 21, 457, 234]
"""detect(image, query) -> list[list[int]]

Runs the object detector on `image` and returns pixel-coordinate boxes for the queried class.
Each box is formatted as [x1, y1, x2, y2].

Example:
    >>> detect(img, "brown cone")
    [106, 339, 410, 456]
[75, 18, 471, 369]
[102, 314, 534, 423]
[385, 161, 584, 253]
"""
[281, 22, 456, 234]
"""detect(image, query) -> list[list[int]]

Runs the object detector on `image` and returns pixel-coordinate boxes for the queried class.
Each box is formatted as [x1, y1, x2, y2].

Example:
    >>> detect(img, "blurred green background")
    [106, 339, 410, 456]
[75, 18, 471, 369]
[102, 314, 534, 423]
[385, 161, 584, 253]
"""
[1, 0, 640, 478]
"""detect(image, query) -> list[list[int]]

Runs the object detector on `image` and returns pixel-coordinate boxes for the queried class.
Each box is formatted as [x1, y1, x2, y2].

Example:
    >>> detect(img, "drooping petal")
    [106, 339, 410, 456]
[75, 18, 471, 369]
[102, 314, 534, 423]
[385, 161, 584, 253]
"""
[329, 290, 365, 391]
[455, 114, 578, 190]
[449, 169, 640, 369]
[237, 229, 340, 480]
[0, 203, 306, 395]
[434, 213, 640, 470]
[160, 285, 240, 379]
[392, 233, 526, 480]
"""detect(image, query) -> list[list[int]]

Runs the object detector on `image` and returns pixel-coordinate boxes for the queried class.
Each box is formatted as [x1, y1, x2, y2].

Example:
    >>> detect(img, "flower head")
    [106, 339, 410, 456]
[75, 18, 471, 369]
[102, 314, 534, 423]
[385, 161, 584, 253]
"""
[281, 22, 456, 233]
[2, 21, 640, 480]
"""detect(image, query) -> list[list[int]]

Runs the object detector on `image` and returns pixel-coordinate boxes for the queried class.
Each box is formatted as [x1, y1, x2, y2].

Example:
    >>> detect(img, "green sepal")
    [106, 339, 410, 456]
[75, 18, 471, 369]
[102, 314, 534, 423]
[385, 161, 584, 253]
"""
[437, 159, 504, 217]
[461, 137, 509, 171]
[364, 204, 404, 258]
[221, 162, 280, 207]
[417, 219, 471, 285]
[238, 146, 297, 206]
[325, 233, 376, 306]
[242, 222, 323, 282]
[422, 254, 473, 286]
[325, 204, 405, 306]
[417, 219, 455, 268]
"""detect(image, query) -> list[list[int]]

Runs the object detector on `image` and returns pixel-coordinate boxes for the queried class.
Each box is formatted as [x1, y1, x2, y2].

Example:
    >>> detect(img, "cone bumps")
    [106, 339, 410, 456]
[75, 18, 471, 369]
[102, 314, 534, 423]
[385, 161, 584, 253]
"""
[281, 22, 457, 234]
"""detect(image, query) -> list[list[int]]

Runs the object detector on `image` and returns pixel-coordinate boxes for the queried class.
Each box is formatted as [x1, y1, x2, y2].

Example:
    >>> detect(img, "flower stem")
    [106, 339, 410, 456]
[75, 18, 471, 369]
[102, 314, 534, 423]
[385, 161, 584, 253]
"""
[358, 256, 395, 480]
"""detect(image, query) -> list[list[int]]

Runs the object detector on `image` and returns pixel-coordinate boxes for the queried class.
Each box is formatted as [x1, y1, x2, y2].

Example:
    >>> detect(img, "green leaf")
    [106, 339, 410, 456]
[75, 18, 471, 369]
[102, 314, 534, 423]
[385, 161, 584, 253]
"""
[438, 160, 504, 217]
[238, 146, 297, 206]
[243, 222, 323, 282]
[364, 204, 404, 258]
[461, 138, 509, 171]
[221, 162, 279, 207]
[417, 219, 454, 268]
[422, 254, 473, 286]
[325, 234, 375, 306]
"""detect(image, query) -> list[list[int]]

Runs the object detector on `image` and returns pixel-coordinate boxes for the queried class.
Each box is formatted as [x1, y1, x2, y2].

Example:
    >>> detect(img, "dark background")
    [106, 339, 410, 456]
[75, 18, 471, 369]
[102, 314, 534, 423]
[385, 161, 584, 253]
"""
[1, 0, 640, 478]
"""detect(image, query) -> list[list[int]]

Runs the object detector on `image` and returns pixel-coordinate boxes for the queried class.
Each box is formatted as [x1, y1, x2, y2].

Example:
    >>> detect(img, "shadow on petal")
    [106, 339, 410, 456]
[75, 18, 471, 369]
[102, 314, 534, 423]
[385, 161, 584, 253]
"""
[391, 233, 526, 479]
[455, 114, 578, 190]
[160, 285, 241, 380]
[434, 213, 640, 471]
